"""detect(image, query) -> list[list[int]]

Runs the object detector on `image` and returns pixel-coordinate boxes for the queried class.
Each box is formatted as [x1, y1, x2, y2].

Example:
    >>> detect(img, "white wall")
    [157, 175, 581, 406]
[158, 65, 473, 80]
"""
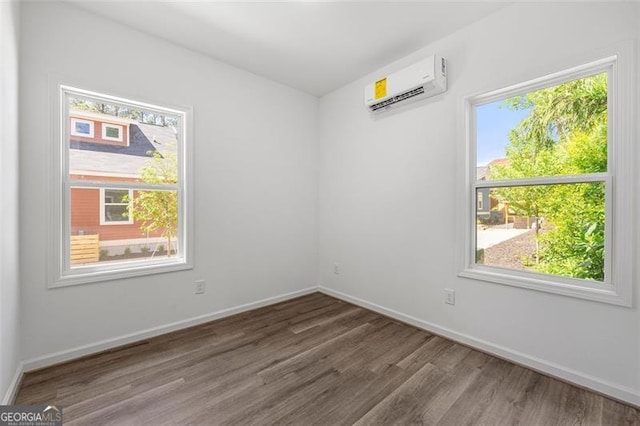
[20, 2, 318, 363]
[318, 3, 640, 404]
[15, 0, 640, 407]
[0, 0, 21, 403]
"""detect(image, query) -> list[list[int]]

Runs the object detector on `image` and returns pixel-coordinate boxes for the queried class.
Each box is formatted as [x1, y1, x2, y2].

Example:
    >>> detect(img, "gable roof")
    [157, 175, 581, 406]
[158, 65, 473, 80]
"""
[487, 158, 510, 168]
[70, 110, 135, 126]
[476, 166, 488, 180]
[70, 119, 178, 178]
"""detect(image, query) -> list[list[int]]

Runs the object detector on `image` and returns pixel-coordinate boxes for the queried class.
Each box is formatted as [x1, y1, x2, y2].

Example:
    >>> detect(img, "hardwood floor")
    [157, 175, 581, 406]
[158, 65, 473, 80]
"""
[16, 293, 640, 425]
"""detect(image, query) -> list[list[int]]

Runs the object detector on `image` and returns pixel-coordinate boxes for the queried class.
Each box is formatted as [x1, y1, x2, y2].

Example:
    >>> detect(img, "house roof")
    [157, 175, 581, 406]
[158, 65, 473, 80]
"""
[477, 158, 510, 181]
[70, 109, 136, 126]
[476, 166, 488, 180]
[487, 158, 510, 168]
[70, 120, 178, 178]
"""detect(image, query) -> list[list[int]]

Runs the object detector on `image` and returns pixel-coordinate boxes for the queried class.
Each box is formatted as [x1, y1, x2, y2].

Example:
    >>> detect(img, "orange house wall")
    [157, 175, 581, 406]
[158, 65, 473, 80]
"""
[70, 185, 164, 241]
[70, 119, 129, 147]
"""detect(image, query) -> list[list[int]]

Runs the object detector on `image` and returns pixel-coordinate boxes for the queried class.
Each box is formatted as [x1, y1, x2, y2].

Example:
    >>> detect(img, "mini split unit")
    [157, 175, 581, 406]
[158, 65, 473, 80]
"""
[364, 54, 447, 112]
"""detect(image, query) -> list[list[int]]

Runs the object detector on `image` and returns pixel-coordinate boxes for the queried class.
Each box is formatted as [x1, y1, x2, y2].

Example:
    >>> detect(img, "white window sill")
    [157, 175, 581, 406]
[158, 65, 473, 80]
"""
[459, 266, 630, 307]
[49, 258, 193, 288]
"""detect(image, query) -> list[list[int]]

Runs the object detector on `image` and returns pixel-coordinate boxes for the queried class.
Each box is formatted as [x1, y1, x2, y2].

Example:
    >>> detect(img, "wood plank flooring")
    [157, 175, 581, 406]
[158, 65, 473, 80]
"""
[16, 293, 640, 425]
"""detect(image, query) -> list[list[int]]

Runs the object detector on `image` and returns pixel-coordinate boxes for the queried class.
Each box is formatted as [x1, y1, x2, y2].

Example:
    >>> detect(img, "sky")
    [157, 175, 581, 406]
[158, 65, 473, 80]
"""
[476, 100, 531, 166]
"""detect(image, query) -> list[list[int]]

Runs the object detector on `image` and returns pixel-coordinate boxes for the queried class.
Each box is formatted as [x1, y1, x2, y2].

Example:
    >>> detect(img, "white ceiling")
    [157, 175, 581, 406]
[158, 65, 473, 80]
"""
[70, 1, 509, 96]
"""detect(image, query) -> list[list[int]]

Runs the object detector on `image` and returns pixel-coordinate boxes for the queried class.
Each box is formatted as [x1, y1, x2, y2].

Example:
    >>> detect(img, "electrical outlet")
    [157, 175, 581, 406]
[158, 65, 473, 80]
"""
[195, 279, 205, 295]
[444, 288, 455, 305]
[333, 263, 340, 275]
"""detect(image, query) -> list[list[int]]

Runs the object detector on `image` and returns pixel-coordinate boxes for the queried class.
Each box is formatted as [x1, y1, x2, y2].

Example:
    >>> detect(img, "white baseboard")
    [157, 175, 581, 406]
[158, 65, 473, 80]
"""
[17, 284, 640, 408]
[2, 361, 24, 404]
[23, 286, 318, 372]
[318, 286, 640, 408]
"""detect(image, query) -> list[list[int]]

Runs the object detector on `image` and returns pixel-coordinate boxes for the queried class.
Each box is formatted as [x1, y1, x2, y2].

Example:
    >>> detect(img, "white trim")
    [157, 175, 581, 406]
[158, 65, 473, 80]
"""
[69, 110, 134, 126]
[1, 362, 24, 405]
[71, 180, 179, 192]
[99, 187, 134, 225]
[459, 267, 625, 306]
[99, 236, 165, 247]
[472, 55, 616, 107]
[318, 286, 640, 408]
[51, 83, 194, 288]
[101, 123, 124, 143]
[460, 46, 634, 307]
[14, 284, 640, 407]
[22, 287, 317, 372]
[475, 173, 609, 189]
[70, 117, 94, 138]
[69, 170, 140, 180]
[50, 257, 192, 288]
[67, 85, 185, 116]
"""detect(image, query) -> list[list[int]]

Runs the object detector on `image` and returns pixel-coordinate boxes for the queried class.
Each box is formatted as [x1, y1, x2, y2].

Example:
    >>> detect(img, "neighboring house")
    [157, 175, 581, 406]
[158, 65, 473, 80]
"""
[477, 158, 511, 223]
[69, 110, 177, 256]
[476, 166, 491, 219]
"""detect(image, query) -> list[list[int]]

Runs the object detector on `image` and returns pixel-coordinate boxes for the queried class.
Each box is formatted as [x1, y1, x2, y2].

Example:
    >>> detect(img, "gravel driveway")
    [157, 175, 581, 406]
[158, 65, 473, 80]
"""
[483, 229, 537, 270]
[476, 227, 530, 250]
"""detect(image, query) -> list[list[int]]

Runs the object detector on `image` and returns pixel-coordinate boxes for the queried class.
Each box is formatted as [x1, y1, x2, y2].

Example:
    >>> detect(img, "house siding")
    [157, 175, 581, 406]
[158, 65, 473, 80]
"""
[477, 188, 491, 216]
[71, 174, 140, 183]
[69, 117, 130, 147]
[70, 187, 163, 241]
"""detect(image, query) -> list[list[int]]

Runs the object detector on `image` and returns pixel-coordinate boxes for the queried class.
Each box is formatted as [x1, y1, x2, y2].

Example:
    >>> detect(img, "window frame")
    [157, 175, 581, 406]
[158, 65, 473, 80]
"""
[70, 117, 94, 138]
[50, 84, 193, 288]
[102, 123, 123, 142]
[99, 188, 134, 225]
[459, 52, 634, 307]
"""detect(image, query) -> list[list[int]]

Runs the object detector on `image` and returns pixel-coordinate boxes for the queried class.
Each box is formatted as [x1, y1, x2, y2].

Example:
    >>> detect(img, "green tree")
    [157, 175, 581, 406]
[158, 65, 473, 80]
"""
[492, 73, 607, 280]
[490, 130, 563, 262]
[535, 126, 606, 280]
[69, 97, 173, 127]
[128, 150, 178, 257]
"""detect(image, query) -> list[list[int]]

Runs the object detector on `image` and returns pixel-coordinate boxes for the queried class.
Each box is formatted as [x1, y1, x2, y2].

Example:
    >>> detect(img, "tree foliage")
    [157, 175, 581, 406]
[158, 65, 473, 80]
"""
[127, 150, 178, 257]
[491, 73, 607, 280]
[69, 97, 179, 129]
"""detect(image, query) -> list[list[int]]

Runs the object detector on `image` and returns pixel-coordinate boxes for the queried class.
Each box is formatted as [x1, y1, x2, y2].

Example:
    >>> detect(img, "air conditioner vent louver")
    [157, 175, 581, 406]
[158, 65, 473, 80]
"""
[364, 55, 447, 113]
[370, 87, 425, 111]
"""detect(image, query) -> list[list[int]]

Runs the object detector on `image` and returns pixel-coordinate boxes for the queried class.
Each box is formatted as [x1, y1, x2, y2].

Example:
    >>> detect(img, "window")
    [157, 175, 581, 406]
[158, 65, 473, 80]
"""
[52, 85, 192, 287]
[70, 118, 94, 138]
[102, 124, 123, 142]
[460, 53, 633, 306]
[100, 188, 133, 225]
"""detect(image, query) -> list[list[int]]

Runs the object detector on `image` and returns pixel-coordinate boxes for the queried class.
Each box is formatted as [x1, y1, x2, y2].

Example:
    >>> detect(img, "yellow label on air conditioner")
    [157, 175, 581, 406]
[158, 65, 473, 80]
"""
[374, 78, 387, 99]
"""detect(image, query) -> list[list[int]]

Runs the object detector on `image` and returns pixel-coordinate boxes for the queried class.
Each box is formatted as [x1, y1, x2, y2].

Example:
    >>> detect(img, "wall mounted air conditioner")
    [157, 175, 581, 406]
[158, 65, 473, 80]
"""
[364, 55, 447, 112]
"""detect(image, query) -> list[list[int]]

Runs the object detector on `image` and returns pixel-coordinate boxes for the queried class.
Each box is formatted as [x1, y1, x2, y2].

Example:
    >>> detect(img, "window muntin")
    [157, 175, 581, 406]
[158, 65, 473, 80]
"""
[70, 118, 94, 138]
[54, 85, 191, 287]
[473, 71, 609, 283]
[102, 124, 123, 142]
[460, 54, 635, 305]
[100, 188, 133, 225]
[476, 182, 606, 281]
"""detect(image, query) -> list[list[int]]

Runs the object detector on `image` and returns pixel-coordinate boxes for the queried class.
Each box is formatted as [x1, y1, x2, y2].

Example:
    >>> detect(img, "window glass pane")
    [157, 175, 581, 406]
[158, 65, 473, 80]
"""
[104, 205, 129, 222]
[105, 126, 120, 138]
[68, 96, 180, 185]
[104, 189, 128, 204]
[475, 182, 605, 282]
[75, 121, 91, 135]
[476, 190, 484, 211]
[70, 187, 179, 267]
[476, 73, 607, 180]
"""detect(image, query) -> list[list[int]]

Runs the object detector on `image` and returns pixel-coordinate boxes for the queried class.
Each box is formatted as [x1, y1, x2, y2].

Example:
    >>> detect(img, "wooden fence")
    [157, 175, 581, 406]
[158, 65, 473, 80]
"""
[70, 234, 100, 265]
